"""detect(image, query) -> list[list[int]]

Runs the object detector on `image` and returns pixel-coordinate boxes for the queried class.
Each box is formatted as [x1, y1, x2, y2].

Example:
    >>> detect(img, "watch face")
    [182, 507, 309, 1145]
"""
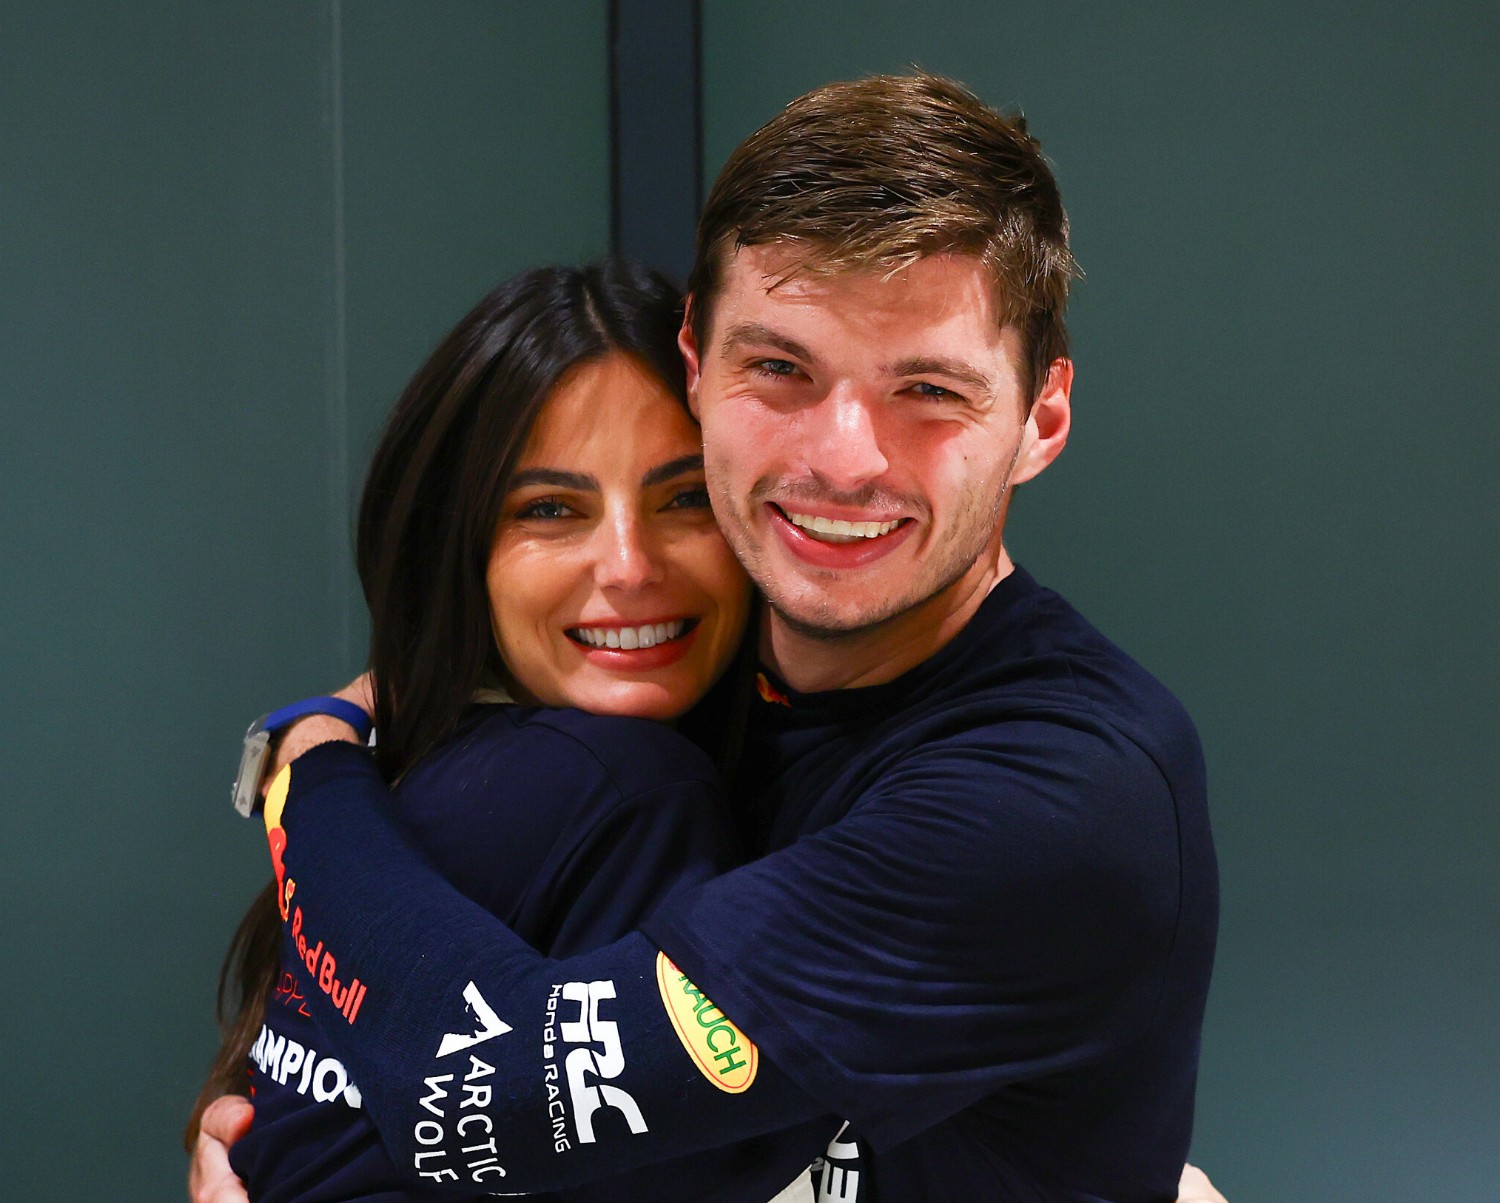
[232, 728, 273, 818]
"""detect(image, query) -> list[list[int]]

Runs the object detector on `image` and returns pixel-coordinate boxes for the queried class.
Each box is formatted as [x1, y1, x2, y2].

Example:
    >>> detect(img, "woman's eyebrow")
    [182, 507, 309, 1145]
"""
[642, 453, 704, 488]
[507, 468, 598, 491]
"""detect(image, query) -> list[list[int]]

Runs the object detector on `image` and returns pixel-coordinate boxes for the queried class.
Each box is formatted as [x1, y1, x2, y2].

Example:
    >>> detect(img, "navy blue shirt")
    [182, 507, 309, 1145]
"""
[645, 566, 1218, 1200]
[230, 704, 757, 1202]
[265, 568, 1216, 1201]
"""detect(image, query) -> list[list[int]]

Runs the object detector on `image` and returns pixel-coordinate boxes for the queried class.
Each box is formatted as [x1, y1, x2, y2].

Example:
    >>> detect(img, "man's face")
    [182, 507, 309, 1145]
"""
[680, 247, 1070, 640]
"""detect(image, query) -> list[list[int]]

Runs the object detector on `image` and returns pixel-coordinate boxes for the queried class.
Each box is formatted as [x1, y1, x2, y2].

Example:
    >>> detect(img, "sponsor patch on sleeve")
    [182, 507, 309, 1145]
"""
[654, 952, 758, 1093]
[264, 765, 295, 920]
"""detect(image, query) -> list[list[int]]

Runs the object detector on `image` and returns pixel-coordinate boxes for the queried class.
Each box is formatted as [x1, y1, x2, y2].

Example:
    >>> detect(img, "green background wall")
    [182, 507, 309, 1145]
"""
[701, 1, 1497, 1199]
[3, 2, 1494, 1198]
[1, 2, 608, 1195]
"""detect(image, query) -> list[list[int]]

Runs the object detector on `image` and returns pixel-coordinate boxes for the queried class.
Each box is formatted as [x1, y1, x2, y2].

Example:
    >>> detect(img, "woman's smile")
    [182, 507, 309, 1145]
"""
[486, 352, 750, 720]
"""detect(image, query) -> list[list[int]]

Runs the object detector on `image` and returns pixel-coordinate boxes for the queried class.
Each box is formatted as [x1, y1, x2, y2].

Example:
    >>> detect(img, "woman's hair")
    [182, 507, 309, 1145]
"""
[187, 260, 687, 1144]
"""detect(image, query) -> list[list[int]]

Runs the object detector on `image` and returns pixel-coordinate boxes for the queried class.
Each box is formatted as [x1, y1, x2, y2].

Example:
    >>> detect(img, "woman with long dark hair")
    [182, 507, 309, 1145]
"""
[188, 259, 794, 1200]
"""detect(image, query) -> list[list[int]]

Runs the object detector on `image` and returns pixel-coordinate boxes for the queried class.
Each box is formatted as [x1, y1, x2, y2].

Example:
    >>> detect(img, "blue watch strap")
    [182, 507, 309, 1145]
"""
[263, 695, 374, 743]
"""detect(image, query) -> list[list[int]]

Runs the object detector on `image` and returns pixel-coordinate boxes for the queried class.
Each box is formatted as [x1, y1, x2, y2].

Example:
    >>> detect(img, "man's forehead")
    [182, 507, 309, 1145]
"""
[725, 241, 986, 290]
[713, 245, 1016, 358]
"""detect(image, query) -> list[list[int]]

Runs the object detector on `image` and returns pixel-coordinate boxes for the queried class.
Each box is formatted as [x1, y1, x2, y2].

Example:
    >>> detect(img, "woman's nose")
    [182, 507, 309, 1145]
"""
[593, 511, 665, 591]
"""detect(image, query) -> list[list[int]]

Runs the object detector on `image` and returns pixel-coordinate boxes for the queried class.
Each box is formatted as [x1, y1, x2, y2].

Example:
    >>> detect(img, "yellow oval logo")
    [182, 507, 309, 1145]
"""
[655, 952, 758, 1093]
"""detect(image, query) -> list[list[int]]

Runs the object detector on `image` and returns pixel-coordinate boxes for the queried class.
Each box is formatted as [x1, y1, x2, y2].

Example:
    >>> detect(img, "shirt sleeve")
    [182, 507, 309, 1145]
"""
[264, 743, 827, 1195]
[265, 710, 1188, 1186]
[534, 775, 736, 960]
[643, 717, 1190, 1148]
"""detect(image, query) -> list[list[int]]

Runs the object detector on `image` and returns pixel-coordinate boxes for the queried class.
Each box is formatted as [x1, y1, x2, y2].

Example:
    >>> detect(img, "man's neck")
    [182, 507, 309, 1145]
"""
[760, 549, 1016, 694]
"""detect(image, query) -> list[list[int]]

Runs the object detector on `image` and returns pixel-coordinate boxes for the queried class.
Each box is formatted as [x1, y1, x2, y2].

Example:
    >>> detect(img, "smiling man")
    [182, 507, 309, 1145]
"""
[682, 246, 1070, 688]
[196, 75, 1218, 1202]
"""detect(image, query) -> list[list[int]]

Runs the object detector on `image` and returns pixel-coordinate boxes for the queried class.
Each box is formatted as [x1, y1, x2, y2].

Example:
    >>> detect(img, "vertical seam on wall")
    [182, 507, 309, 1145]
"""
[327, 0, 351, 669]
[690, 0, 703, 215]
[607, 0, 622, 255]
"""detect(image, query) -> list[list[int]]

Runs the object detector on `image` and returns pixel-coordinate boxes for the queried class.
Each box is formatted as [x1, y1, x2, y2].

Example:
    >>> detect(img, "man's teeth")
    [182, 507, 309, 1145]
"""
[784, 511, 903, 544]
[570, 620, 687, 650]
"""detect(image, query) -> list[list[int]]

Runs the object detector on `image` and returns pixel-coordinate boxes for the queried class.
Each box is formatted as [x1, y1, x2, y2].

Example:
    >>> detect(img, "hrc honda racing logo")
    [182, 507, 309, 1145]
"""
[542, 979, 649, 1153]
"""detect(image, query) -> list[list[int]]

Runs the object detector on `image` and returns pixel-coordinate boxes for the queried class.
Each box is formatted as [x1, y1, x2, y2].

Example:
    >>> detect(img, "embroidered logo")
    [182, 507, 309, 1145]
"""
[655, 952, 758, 1092]
[754, 671, 792, 707]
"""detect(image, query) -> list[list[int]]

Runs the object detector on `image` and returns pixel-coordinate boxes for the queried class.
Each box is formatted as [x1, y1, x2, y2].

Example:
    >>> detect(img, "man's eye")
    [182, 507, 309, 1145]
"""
[753, 358, 798, 378]
[911, 381, 956, 400]
[515, 497, 574, 520]
[665, 485, 712, 511]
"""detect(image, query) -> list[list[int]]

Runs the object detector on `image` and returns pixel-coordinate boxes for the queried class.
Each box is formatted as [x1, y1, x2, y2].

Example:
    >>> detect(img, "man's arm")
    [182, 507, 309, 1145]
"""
[200, 710, 1215, 1199]
[258, 705, 1200, 1194]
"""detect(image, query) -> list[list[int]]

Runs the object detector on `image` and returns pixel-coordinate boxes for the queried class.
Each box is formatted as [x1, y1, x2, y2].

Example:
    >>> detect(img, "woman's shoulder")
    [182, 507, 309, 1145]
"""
[435, 703, 720, 803]
[518, 705, 721, 797]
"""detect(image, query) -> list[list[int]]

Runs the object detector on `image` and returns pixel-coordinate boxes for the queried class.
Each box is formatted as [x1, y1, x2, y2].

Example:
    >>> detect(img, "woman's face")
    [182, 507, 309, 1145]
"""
[487, 352, 751, 720]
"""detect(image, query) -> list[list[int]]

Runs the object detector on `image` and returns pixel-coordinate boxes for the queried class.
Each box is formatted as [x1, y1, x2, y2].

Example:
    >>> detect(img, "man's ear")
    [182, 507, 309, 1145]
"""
[1010, 358, 1073, 486]
[678, 298, 703, 420]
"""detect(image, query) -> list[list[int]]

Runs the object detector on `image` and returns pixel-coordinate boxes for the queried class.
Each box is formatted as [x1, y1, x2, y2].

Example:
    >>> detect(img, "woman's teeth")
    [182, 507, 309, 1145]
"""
[784, 510, 903, 544]
[569, 620, 688, 650]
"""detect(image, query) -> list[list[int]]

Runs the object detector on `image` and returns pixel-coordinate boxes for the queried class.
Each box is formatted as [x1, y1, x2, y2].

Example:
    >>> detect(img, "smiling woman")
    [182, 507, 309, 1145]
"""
[487, 352, 749, 720]
[186, 261, 811, 1202]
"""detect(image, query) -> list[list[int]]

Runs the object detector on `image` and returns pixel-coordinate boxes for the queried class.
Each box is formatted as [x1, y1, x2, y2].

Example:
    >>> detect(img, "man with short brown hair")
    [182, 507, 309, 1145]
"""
[197, 74, 1218, 1202]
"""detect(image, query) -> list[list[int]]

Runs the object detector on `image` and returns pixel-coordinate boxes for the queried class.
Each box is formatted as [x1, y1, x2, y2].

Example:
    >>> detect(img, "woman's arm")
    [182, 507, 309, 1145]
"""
[256, 745, 823, 1194]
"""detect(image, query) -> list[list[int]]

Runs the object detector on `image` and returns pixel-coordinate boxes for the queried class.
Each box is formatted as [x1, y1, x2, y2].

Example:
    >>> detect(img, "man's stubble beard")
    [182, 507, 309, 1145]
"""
[708, 468, 1012, 646]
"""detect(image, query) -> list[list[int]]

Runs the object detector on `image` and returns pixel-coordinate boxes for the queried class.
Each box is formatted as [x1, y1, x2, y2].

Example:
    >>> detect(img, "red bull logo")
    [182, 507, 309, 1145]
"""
[264, 767, 295, 920]
[262, 765, 367, 1024]
[754, 672, 791, 708]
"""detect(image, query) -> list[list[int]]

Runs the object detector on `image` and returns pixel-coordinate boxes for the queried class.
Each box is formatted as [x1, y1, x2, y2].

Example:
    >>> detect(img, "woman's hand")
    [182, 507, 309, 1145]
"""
[187, 1096, 253, 1203]
[1179, 1162, 1229, 1203]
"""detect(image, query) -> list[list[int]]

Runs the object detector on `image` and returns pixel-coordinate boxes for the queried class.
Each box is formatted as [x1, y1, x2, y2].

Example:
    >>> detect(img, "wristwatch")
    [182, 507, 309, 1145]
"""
[231, 696, 374, 817]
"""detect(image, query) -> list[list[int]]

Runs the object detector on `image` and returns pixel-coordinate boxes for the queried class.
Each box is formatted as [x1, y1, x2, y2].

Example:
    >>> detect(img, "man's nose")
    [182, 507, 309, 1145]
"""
[805, 387, 889, 491]
[593, 511, 665, 591]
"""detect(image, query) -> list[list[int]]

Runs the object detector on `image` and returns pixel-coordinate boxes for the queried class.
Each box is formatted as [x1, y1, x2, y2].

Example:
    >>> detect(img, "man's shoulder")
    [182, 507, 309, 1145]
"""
[912, 570, 1198, 756]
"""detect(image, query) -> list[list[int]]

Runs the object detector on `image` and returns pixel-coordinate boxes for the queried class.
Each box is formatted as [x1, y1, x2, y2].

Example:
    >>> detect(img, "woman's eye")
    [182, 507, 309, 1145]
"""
[515, 497, 574, 521]
[665, 485, 712, 511]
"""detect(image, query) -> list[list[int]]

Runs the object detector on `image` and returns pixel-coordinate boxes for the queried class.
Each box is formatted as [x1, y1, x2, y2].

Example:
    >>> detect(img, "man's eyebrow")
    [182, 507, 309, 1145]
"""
[642, 453, 704, 488]
[890, 356, 995, 396]
[719, 321, 819, 367]
[506, 468, 597, 492]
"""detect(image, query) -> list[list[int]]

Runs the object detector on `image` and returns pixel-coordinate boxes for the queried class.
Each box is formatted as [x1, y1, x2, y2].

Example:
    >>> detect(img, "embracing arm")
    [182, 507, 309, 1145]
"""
[260, 745, 823, 1193]
[256, 711, 1216, 1198]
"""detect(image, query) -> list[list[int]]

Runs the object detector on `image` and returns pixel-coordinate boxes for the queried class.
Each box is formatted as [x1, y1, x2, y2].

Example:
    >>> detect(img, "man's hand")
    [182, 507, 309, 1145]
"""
[187, 1095, 253, 1203]
[265, 673, 375, 784]
[1179, 1162, 1228, 1203]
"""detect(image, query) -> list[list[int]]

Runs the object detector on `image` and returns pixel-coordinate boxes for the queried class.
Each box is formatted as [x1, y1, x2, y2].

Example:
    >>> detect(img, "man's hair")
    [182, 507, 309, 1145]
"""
[687, 72, 1079, 398]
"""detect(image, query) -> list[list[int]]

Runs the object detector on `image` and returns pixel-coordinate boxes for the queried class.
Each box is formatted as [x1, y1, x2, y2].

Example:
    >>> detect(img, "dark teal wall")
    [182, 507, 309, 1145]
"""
[703, 2, 1498, 1199]
[7, 3, 1494, 1196]
[1, 2, 607, 1194]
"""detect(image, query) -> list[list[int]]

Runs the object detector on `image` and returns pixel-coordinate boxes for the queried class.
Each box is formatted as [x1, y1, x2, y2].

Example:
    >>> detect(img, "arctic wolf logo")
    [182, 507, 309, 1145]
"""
[436, 982, 513, 1058]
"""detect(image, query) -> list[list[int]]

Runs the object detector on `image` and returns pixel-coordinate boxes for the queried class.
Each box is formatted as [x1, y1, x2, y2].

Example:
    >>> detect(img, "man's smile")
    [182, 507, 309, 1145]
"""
[780, 508, 908, 543]
[765, 502, 918, 569]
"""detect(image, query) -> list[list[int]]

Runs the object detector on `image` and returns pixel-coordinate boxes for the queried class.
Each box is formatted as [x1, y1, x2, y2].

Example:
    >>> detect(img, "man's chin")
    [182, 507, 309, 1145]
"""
[764, 590, 916, 643]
